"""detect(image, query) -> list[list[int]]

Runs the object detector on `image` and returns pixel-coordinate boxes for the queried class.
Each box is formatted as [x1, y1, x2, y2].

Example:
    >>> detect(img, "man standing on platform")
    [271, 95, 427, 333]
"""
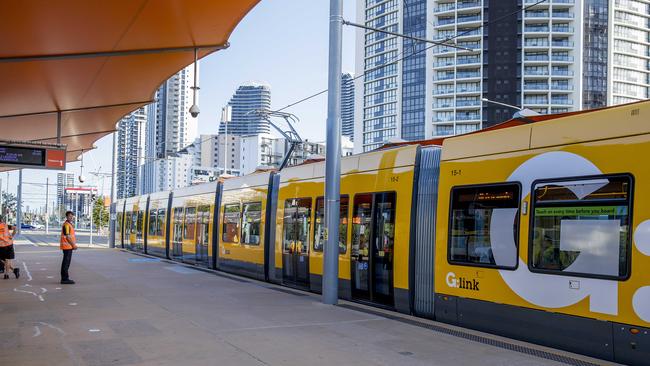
[0, 215, 18, 279]
[60, 211, 77, 284]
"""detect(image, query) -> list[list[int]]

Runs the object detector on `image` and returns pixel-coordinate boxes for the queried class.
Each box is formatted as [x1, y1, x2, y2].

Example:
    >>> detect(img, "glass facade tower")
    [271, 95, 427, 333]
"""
[355, 0, 650, 152]
[218, 83, 271, 136]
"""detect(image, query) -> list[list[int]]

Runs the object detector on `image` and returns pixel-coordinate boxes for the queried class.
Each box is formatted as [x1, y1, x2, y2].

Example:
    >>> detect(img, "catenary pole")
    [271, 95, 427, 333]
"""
[322, 0, 343, 305]
[17, 169, 22, 235]
[109, 132, 116, 248]
[45, 177, 49, 234]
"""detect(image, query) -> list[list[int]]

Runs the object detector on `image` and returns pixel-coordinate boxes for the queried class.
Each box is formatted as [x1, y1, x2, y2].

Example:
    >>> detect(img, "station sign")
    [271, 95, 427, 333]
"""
[0, 143, 66, 170]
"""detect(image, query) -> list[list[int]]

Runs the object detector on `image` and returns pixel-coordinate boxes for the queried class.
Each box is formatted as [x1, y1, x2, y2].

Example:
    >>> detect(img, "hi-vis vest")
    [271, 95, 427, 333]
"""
[0, 223, 13, 247]
[60, 221, 76, 250]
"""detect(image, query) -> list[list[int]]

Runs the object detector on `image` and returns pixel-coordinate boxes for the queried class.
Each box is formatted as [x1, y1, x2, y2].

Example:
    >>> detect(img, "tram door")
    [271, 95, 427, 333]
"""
[135, 210, 144, 252]
[351, 192, 396, 305]
[195, 205, 210, 267]
[171, 207, 184, 260]
[282, 198, 312, 289]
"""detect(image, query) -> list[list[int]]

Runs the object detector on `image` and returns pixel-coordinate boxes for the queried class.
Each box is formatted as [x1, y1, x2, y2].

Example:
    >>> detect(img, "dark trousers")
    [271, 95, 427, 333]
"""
[61, 249, 73, 280]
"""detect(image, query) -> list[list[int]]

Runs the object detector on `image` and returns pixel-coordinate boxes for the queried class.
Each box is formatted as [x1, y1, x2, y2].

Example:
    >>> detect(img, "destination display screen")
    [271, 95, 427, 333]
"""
[0, 146, 46, 166]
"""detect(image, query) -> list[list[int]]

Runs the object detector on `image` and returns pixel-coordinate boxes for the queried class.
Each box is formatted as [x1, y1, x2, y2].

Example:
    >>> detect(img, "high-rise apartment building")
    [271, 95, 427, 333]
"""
[56, 172, 74, 214]
[341, 73, 356, 141]
[355, 0, 650, 152]
[116, 106, 147, 198]
[141, 65, 199, 194]
[218, 83, 271, 136]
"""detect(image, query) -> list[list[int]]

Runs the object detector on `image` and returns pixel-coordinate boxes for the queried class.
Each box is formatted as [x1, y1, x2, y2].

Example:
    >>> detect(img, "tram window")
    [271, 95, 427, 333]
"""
[530, 175, 632, 279]
[184, 207, 197, 240]
[136, 211, 144, 236]
[241, 202, 262, 245]
[116, 213, 123, 234]
[198, 205, 210, 245]
[283, 198, 312, 254]
[172, 207, 183, 243]
[131, 212, 138, 235]
[222, 204, 241, 243]
[148, 209, 157, 236]
[313, 196, 349, 254]
[351, 194, 372, 260]
[124, 212, 132, 235]
[448, 184, 520, 269]
[157, 208, 166, 236]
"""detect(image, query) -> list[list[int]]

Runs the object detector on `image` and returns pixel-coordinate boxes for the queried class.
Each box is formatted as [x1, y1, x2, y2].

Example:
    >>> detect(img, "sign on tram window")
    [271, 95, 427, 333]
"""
[448, 183, 520, 269]
[530, 175, 632, 279]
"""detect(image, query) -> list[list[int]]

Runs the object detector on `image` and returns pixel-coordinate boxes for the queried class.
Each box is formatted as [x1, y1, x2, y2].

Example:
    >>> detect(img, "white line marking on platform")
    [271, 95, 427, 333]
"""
[37, 322, 65, 335]
[33, 326, 41, 337]
[68, 302, 77, 306]
[88, 329, 101, 333]
[46, 276, 54, 279]
[22, 262, 32, 281]
[41, 287, 47, 293]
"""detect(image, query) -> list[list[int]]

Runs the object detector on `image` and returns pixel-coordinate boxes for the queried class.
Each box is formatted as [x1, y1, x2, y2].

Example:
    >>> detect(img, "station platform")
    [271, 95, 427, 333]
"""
[0, 240, 619, 366]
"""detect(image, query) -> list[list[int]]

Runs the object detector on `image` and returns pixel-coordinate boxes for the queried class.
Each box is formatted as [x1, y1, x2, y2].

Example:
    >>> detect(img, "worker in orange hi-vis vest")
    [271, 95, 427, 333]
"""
[60, 211, 78, 284]
[0, 215, 18, 279]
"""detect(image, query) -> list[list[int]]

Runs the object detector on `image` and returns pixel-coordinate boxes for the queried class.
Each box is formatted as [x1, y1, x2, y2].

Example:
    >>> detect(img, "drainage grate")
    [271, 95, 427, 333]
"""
[337, 304, 601, 366]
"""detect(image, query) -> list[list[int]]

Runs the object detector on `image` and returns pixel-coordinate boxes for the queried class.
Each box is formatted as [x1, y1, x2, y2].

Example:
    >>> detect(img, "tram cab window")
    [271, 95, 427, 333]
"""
[222, 204, 241, 243]
[449, 184, 520, 269]
[283, 198, 312, 254]
[530, 175, 632, 279]
[314, 196, 349, 254]
[157, 208, 166, 236]
[241, 202, 262, 245]
[184, 207, 196, 240]
[148, 209, 157, 236]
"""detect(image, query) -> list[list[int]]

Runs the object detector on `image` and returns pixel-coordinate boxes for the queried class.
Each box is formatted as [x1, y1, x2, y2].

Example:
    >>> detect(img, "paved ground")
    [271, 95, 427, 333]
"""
[21, 230, 108, 247]
[0, 241, 617, 366]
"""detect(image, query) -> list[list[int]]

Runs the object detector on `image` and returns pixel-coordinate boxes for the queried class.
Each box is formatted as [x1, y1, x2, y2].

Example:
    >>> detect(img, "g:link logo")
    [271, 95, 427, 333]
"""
[446, 272, 480, 291]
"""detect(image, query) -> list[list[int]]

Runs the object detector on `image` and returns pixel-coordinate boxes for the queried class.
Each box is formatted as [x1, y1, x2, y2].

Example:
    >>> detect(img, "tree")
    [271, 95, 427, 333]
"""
[92, 196, 109, 232]
[1, 192, 17, 219]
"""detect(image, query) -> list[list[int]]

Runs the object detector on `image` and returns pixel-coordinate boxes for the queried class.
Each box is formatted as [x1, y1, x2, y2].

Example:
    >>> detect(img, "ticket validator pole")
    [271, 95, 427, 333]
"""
[322, 0, 343, 306]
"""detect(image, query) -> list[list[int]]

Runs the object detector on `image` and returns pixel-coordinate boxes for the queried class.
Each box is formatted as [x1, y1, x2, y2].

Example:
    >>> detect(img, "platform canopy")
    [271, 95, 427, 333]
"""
[0, 0, 259, 169]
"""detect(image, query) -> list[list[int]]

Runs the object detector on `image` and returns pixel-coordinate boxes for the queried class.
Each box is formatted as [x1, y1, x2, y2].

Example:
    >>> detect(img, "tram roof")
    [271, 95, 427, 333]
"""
[384, 100, 650, 161]
[0, 0, 259, 170]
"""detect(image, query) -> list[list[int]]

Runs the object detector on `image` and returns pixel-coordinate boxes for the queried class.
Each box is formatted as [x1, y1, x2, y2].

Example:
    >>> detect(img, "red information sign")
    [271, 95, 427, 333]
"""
[45, 148, 66, 169]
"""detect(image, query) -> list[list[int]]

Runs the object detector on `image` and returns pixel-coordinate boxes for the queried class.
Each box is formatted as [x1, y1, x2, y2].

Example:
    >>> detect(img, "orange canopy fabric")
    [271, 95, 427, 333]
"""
[0, 0, 259, 168]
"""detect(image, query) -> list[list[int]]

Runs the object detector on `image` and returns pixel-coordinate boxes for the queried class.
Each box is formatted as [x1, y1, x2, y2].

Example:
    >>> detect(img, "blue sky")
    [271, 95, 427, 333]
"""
[13, 1, 357, 211]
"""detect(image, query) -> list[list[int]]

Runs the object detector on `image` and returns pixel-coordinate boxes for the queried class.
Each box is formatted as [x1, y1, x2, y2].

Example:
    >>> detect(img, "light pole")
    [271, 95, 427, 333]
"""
[221, 106, 231, 176]
[17, 169, 22, 235]
[323, 0, 343, 305]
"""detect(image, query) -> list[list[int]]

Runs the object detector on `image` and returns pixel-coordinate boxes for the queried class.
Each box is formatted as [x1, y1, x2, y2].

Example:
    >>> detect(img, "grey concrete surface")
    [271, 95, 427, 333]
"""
[21, 230, 108, 246]
[0, 242, 617, 366]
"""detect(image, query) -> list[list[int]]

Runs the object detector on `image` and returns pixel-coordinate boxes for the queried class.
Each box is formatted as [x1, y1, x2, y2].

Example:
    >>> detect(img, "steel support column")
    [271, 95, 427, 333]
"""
[322, 0, 343, 306]
[109, 132, 116, 248]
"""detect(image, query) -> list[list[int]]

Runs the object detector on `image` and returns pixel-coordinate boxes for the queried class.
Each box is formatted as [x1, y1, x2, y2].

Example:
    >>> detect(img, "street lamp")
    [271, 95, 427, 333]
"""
[481, 97, 540, 119]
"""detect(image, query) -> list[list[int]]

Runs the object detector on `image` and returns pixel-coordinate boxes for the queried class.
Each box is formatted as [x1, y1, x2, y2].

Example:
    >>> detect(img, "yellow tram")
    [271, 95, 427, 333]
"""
[112, 101, 650, 364]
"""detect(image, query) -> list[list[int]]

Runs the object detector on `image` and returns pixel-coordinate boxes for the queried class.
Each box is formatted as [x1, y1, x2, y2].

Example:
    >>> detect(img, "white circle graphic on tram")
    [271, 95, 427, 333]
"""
[490, 151, 618, 315]
[633, 287, 650, 322]
[633, 220, 650, 256]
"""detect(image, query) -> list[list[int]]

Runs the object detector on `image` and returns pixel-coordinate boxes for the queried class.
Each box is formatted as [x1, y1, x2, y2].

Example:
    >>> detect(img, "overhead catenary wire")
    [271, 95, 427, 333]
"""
[277, 0, 548, 112]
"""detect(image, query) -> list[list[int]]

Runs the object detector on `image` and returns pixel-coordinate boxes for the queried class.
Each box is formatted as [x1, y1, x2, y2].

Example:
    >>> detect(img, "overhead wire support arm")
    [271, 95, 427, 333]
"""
[247, 109, 302, 171]
[341, 19, 472, 51]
